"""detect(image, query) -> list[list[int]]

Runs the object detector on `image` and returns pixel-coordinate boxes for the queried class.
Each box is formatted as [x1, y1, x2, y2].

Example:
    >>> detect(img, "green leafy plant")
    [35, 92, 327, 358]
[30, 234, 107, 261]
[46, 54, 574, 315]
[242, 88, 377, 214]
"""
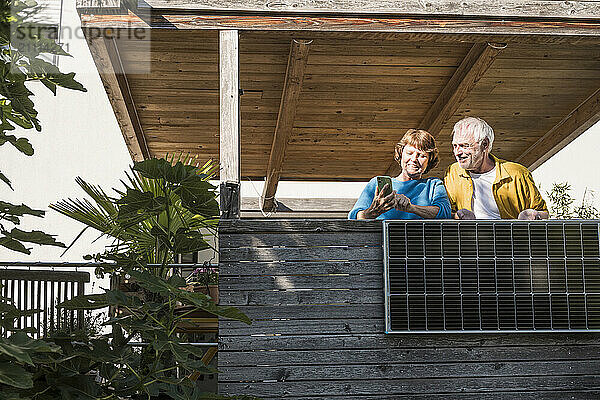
[0, 200, 65, 253]
[50, 155, 219, 277]
[57, 269, 251, 399]
[1, 158, 254, 399]
[547, 182, 600, 219]
[51, 157, 251, 399]
[0, 280, 250, 399]
[42, 309, 106, 340]
[0, 0, 85, 254]
[0, 286, 62, 395]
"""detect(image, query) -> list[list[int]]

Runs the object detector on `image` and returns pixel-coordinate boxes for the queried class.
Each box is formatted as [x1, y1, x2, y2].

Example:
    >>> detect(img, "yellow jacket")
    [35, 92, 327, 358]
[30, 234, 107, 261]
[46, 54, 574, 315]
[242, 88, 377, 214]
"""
[444, 155, 548, 219]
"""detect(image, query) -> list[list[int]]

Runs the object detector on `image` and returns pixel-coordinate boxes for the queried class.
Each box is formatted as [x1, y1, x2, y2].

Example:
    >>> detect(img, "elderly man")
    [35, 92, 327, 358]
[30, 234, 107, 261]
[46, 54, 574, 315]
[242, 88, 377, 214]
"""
[444, 117, 548, 220]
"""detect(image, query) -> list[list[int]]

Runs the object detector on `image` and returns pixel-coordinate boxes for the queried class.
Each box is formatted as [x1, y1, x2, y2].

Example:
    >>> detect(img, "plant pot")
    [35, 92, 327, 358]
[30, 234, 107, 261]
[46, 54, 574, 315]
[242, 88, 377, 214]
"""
[186, 284, 219, 303]
[174, 284, 220, 333]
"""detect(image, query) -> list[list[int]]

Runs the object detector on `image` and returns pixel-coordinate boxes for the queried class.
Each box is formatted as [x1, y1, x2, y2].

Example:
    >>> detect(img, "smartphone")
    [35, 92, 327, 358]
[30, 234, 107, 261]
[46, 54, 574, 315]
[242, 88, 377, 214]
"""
[376, 176, 393, 197]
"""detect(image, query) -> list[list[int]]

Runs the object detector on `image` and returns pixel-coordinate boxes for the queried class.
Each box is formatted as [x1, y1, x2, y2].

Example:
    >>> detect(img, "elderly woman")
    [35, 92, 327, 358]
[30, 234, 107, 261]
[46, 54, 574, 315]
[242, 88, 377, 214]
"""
[349, 129, 451, 220]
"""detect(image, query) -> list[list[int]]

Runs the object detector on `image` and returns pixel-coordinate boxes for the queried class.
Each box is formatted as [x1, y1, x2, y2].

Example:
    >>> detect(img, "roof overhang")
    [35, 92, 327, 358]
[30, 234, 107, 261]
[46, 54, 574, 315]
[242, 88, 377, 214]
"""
[76, 0, 600, 183]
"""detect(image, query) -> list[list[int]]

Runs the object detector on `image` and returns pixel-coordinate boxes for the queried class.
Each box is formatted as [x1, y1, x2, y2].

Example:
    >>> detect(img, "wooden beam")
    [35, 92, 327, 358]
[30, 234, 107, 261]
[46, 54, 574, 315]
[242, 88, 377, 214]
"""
[220, 30, 241, 218]
[261, 40, 311, 212]
[138, 0, 600, 20]
[78, 14, 600, 40]
[241, 210, 350, 218]
[85, 33, 150, 162]
[420, 43, 506, 134]
[385, 42, 504, 176]
[243, 196, 355, 218]
[516, 87, 600, 171]
[244, 197, 356, 212]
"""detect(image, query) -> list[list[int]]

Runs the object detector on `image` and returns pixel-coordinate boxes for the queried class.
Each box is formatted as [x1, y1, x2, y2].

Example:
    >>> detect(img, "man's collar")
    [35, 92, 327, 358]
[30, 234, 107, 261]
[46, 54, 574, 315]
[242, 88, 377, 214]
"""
[490, 154, 511, 183]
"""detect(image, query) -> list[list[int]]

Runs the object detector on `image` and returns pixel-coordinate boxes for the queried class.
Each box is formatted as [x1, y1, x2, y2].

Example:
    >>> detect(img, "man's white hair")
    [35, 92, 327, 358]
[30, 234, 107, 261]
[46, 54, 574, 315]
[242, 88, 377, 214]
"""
[453, 117, 494, 152]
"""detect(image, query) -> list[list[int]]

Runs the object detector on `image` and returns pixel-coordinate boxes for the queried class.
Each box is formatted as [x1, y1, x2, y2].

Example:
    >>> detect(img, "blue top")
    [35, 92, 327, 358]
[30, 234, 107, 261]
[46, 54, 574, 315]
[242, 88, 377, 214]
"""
[348, 177, 451, 220]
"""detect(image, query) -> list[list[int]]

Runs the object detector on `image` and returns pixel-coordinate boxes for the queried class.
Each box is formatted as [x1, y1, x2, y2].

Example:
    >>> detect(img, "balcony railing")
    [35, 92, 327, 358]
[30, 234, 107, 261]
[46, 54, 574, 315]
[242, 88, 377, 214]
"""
[0, 263, 91, 338]
[218, 219, 600, 399]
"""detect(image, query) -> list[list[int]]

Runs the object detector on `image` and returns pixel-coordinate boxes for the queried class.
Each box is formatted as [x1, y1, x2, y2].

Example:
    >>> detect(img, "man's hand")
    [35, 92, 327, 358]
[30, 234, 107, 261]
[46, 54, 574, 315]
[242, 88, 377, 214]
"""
[518, 209, 548, 220]
[395, 193, 412, 212]
[455, 208, 476, 220]
[360, 184, 396, 219]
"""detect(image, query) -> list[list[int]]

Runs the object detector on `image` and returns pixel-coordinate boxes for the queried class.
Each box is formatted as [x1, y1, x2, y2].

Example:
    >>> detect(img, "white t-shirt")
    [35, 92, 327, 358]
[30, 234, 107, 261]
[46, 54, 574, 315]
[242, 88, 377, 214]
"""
[470, 167, 501, 219]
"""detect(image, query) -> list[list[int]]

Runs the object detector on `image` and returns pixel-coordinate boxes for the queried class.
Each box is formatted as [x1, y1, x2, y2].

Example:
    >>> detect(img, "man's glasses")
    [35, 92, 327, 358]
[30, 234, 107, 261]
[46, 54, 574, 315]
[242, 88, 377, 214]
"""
[452, 142, 477, 151]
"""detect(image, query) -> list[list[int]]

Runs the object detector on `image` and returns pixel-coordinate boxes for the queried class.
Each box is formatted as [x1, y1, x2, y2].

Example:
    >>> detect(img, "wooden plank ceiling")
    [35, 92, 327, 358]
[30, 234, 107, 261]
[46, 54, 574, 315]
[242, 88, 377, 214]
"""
[115, 30, 600, 181]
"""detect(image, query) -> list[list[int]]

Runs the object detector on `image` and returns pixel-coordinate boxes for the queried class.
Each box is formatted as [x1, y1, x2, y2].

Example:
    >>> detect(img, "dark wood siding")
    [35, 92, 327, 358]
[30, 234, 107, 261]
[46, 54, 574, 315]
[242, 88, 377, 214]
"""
[218, 219, 600, 399]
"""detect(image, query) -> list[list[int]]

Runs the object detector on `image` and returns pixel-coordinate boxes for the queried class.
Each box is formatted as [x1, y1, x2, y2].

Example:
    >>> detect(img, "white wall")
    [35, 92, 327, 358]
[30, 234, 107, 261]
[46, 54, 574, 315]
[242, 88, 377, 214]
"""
[532, 121, 600, 210]
[0, 0, 132, 280]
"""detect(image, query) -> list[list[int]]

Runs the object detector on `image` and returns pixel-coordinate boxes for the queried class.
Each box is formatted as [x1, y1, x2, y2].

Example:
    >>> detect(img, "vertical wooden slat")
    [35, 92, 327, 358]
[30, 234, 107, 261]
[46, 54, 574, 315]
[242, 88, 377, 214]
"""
[36, 281, 41, 338]
[61, 281, 66, 331]
[219, 29, 241, 218]
[51, 281, 56, 332]
[77, 280, 85, 331]
[31, 281, 36, 337]
[43, 281, 48, 337]
[70, 282, 75, 332]
[16, 280, 21, 330]
[24, 280, 29, 335]
[6, 278, 11, 335]
[62, 281, 66, 331]
[28, 281, 33, 332]
[10, 279, 15, 329]
[64, 281, 68, 330]
[61, 282, 66, 331]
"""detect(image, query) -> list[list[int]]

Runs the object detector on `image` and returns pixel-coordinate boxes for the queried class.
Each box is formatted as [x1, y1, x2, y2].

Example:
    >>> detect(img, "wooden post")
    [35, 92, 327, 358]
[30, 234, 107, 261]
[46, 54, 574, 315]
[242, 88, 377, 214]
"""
[262, 39, 311, 212]
[219, 30, 241, 219]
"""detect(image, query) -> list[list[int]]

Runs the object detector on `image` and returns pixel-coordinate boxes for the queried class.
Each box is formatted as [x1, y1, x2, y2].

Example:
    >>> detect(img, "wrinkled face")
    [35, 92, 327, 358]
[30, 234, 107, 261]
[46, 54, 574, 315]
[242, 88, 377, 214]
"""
[400, 144, 429, 179]
[452, 130, 488, 171]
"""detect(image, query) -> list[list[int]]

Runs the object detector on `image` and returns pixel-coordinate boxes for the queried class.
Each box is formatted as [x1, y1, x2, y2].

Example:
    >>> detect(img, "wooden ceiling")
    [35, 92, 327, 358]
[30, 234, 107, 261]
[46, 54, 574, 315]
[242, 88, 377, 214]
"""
[111, 29, 600, 181]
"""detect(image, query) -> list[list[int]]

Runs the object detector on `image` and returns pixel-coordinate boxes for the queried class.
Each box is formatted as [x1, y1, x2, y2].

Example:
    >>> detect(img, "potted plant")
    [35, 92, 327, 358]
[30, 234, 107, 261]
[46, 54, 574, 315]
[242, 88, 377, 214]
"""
[51, 154, 220, 314]
[50, 154, 219, 270]
[174, 262, 220, 321]
[184, 262, 219, 301]
[45, 157, 253, 399]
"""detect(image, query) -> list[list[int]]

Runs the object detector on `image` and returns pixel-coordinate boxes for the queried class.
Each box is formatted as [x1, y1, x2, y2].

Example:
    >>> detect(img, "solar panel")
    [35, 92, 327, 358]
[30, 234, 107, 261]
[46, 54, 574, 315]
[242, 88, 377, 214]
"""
[384, 220, 600, 333]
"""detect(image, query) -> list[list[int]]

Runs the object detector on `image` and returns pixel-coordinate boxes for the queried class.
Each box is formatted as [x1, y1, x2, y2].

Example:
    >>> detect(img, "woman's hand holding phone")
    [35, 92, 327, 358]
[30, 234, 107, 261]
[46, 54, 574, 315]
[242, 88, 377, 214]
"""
[376, 176, 393, 197]
[362, 182, 396, 219]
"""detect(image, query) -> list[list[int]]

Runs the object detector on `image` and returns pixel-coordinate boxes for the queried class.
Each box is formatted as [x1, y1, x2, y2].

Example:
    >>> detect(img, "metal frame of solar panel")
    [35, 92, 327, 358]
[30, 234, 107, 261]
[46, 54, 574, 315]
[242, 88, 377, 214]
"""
[383, 220, 600, 333]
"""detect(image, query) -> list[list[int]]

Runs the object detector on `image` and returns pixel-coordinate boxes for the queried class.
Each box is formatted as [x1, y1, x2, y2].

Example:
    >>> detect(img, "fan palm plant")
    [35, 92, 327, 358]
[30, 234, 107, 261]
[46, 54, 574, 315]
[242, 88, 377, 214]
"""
[50, 154, 219, 279]
[15, 157, 255, 400]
